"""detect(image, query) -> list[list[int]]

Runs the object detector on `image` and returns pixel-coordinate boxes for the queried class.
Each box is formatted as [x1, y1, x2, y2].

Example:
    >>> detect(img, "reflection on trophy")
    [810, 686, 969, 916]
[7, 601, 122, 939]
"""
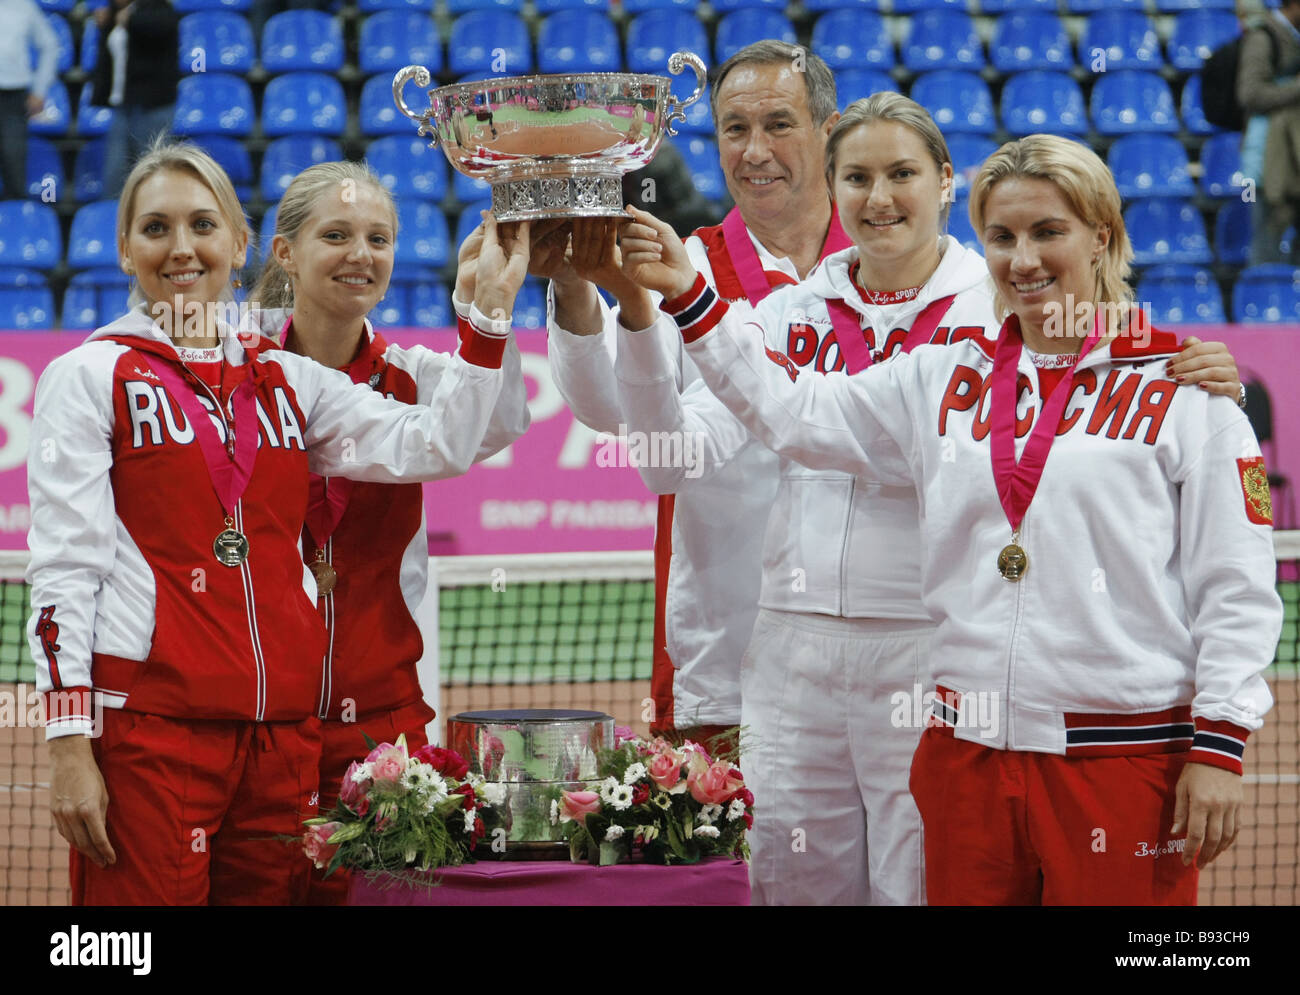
[392, 53, 707, 222]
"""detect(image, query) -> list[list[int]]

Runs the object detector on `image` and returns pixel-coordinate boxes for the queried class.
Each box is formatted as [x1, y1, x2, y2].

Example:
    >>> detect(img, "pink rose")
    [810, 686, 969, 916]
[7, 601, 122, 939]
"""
[338, 761, 368, 810]
[614, 725, 635, 745]
[303, 822, 341, 869]
[560, 790, 602, 825]
[688, 760, 744, 806]
[370, 746, 406, 785]
[364, 741, 396, 764]
[647, 753, 682, 790]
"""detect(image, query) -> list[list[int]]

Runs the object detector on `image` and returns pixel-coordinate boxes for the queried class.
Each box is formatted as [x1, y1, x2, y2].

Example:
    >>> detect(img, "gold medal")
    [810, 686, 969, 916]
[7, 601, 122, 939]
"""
[310, 550, 337, 596]
[997, 538, 1028, 582]
[213, 517, 249, 567]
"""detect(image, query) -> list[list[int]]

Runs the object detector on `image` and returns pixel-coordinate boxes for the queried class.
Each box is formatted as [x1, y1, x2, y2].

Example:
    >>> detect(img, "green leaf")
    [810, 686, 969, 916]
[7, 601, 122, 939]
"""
[362, 731, 379, 752]
[328, 822, 367, 844]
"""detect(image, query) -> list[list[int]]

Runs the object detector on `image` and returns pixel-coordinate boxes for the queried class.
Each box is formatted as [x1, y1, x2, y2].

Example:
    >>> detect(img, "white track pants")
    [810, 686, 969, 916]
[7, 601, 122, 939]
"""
[741, 609, 933, 906]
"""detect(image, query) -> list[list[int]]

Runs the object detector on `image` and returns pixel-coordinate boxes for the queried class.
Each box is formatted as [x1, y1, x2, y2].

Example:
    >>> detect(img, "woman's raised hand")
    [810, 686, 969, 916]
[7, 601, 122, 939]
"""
[473, 215, 532, 323]
[619, 206, 698, 301]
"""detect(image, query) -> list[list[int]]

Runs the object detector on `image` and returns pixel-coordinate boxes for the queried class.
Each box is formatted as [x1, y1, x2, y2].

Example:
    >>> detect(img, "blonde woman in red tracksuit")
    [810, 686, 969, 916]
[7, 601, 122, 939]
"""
[28, 141, 532, 905]
[250, 162, 530, 904]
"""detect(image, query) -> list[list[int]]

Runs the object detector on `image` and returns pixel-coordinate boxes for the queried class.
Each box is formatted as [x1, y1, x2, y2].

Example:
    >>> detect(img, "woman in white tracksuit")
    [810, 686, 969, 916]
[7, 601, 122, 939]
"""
[608, 96, 1245, 906]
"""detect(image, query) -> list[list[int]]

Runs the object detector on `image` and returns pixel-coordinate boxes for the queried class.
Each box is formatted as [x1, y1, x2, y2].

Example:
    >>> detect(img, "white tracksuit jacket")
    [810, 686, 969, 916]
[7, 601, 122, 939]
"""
[657, 278, 1281, 774]
[616, 239, 997, 622]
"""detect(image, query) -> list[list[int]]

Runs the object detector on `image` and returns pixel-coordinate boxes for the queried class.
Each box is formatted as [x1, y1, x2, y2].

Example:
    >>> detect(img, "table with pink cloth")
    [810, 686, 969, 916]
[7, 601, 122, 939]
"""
[347, 858, 750, 906]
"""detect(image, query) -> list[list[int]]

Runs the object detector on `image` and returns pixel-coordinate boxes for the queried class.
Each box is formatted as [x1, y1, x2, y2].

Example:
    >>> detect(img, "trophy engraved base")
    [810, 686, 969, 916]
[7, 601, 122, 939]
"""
[491, 173, 625, 222]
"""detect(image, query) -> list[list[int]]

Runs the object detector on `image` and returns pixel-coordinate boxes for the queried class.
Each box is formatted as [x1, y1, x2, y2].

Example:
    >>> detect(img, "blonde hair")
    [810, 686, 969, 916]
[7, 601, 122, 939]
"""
[252, 160, 398, 310]
[824, 93, 953, 228]
[968, 135, 1134, 321]
[117, 137, 252, 307]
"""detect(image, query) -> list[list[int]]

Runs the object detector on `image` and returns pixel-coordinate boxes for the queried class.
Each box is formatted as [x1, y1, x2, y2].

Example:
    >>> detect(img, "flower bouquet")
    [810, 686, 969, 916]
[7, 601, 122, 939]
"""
[302, 734, 506, 879]
[554, 731, 753, 866]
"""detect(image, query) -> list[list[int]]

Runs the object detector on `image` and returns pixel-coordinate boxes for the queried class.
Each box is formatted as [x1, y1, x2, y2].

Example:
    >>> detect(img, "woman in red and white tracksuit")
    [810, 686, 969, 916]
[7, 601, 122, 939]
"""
[249, 162, 530, 904]
[27, 141, 531, 906]
[624, 133, 1281, 905]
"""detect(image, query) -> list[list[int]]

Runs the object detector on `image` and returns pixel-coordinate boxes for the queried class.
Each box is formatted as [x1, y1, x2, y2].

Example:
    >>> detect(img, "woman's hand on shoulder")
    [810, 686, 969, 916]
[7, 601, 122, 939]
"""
[1168, 336, 1242, 402]
[49, 734, 116, 869]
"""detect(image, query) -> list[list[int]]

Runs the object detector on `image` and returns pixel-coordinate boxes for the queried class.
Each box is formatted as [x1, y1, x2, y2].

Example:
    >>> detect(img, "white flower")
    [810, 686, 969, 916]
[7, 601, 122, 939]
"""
[623, 763, 647, 785]
[727, 798, 746, 822]
[403, 845, 418, 864]
[636, 824, 659, 843]
[463, 808, 477, 834]
[598, 776, 621, 804]
[350, 763, 373, 783]
[693, 825, 721, 839]
[549, 799, 559, 826]
[481, 782, 507, 807]
[609, 784, 635, 811]
[604, 824, 625, 842]
[698, 803, 723, 826]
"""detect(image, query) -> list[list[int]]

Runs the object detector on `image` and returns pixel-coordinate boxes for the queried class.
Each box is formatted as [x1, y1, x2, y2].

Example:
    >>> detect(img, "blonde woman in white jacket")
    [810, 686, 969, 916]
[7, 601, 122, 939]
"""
[621, 132, 1279, 906]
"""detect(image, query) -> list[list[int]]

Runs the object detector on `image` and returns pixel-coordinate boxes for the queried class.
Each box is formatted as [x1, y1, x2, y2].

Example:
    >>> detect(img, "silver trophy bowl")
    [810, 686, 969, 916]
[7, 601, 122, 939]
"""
[392, 53, 707, 222]
[446, 708, 615, 851]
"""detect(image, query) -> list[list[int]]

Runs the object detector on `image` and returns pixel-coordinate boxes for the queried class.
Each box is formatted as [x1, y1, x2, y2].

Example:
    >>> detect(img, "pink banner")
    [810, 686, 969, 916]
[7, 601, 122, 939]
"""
[2, 324, 1297, 552]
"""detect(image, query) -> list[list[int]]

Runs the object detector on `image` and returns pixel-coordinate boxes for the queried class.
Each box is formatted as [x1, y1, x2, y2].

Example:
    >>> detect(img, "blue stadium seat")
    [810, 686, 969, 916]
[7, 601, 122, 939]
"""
[359, 0, 432, 11]
[1107, 134, 1194, 198]
[1067, 0, 1144, 12]
[1000, 71, 1086, 136]
[29, 80, 70, 136]
[190, 136, 253, 200]
[37, 0, 74, 11]
[359, 11, 441, 75]
[1213, 199, 1251, 264]
[453, 169, 493, 204]
[454, 201, 492, 249]
[910, 71, 995, 135]
[23, 137, 63, 200]
[447, 0, 519, 10]
[63, 270, 100, 329]
[711, 0, 784, 8]
[261, 73, 346, 137]
[367, 136, 447, 201]
[537, 11, 620, 74]
[179, 12, 254, 75]
[174, 0, 251, 11]
[0, 286, 53, 329]
[990, 13, 1071, 72]
[73, 139, 106, 202]
[803, 0, 883, 8]
[627, 12, 710, 75]
[261, 11, 343, 73]
[668, 71, 713, 134]
[370, 282, 406, 328]
[946, 134, 997, 197]
[535, 0, 608, 9]
[1199, 132, 1245, 198]
[512, 279, 546, 329]
[35, 13, 74, 74]
[449, 11, 531, 76]
[1232, 265, 1300, 324]
[67, 200, 120, 269]
[836, 69, 898, 108]
[1137, 265, 1225, 325]
[1167, 11, 1240, 71]
[980, 0, 1055, 10]
[394, 200, 449, 267]
[1079, 11, 1162, 71]
[812, 10, 893, 70]
[0, 201, 61, 267]
[409, 280, 452, 328]
[259, 205, 278, 263]
[81, 19, 99, 71]
[77, 85, 114, 137]
[261, 136, 342, 201]
[715, 10, 796, 64]
[1090, 71, 1179, 135]
[1125, 199, 1212, 266]
[1180, 75, 1218, 135]
[361, 73, 411, 136]
[893, 0, 967, 10]
[173, 73, 253, 136]
[902, 11, 984, 72]
[1156, 0, 1234, 10]
[947, 193, 979, 249]
[97, 269, 131, 321]
[676, 136, 726, 202]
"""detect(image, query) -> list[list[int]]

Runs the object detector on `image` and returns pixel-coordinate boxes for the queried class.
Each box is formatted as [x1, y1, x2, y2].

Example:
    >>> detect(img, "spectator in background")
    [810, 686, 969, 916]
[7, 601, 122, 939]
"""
[1239, 0, 1300, 264]
[0, 0, 58, 200]
[622, 140, 720, 238]
[92, 0, 181, 198]
[250, 0, 334, 39]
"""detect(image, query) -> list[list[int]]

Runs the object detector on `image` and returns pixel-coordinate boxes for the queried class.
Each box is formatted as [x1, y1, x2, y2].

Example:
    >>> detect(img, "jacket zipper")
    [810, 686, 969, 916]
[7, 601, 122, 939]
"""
[318, 531, 335, 720]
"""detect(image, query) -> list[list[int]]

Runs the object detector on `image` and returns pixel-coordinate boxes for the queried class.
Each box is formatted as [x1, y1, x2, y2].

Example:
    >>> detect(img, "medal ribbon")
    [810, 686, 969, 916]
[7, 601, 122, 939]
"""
[989, 313, 1103, 533]
[719, 205, 851, 305]
[149, 356, 259, 515]
[825, 293, 957, 375]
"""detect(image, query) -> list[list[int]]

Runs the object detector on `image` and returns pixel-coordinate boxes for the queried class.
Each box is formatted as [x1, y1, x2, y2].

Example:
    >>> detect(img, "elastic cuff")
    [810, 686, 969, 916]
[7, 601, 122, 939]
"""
[662, 279, 728, 345]
[452, 291, 471, 321]
[1187, 717, 1249, 776]
[469, 301, 512, 338]
[43, 686, 95, 736]
[457, 306, 508, 369]
[661, 273, 708, 315]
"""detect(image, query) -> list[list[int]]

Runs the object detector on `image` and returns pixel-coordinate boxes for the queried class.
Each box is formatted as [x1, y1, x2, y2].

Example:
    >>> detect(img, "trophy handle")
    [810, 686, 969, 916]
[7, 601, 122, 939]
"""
[393, 65, 439, 146]
[663, 52, 707, 138]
